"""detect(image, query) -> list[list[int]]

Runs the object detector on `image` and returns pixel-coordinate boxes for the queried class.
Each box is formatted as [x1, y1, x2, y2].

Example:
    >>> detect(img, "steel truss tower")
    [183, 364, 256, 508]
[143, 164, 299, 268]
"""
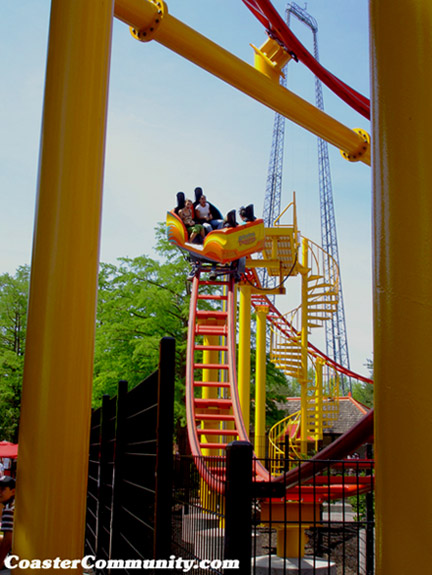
[263, 3, 351, 385]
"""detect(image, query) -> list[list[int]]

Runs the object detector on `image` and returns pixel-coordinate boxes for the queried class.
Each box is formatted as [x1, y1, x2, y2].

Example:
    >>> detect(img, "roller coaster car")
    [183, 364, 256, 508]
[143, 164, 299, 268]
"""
[166, 211, 265, 263]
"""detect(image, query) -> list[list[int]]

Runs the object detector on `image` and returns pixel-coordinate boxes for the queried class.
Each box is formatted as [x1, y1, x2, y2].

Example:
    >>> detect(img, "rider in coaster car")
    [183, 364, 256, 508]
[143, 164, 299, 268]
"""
[239, 204, 256, 223]
[194, 187, 224, 231]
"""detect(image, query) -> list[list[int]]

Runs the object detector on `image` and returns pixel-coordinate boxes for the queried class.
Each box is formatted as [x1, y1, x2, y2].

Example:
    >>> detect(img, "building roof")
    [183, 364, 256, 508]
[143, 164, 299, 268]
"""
[276, 393, 371, 435]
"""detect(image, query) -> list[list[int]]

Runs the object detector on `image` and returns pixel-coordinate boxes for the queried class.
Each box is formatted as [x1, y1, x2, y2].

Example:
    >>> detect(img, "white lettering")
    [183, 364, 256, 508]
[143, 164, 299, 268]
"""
[182, 559, 195, 572]
[0, 554, 240, 571]
[124, 560, 142, 568]
[107, 560, 124, 568]
[4, 555, 19, 569]
[223, 559, 240, 569]
[81, 555, 95, 569]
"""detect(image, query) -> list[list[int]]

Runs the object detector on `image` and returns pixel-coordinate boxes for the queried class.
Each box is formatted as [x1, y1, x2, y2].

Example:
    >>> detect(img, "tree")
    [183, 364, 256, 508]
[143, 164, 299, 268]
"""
[352, 358, 374, 408]
[93, 224, 192, 423]
[0, 266, 30, 440]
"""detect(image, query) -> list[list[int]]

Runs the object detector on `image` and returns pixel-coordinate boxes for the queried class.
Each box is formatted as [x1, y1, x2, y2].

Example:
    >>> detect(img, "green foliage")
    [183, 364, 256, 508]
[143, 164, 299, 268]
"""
[93, 225, 191, 424]
[352, 358, 374, 408]
[349, 490, 375, 522]
[0, 266, 30, 440]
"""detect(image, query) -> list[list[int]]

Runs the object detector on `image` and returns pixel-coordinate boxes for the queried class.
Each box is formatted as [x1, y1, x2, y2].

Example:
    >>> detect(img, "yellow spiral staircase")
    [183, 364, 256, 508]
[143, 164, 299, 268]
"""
[267, 236, 341, 472]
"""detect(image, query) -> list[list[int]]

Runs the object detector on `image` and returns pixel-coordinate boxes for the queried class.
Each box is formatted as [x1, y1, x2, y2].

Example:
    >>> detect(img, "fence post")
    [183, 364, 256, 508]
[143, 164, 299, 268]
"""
[96, 394, 112, 560]
[224, 441, 253, 575]
[109, 380, 128, 561]
[154, 337, 176, 558]
[365, 443, 374, 575]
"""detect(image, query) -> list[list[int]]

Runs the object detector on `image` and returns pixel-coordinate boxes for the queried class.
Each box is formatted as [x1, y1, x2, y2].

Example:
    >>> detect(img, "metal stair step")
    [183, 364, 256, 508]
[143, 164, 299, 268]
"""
[199, 442, 228, 450]
[194, 398, 232, 409]
[197, 294, 227, 301]
[195, 325, 227, 336]
[194, 380, 231, 388]
[194, 344, 229, 352]
[195, 413, 235, 422]
[196, 310, 228, 320]
[194, 363, 229, 370]
[197, 428, 239, 436]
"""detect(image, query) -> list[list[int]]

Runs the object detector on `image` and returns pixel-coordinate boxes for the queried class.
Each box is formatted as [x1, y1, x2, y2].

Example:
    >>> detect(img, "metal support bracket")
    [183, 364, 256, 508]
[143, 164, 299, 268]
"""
[340, 128, 370, 162]
[130, 0, 166, 42]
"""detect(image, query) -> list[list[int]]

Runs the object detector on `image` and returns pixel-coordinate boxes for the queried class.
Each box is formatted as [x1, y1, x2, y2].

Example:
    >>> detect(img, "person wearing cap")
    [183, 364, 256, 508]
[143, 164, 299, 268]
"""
[0, 476, 15, 569]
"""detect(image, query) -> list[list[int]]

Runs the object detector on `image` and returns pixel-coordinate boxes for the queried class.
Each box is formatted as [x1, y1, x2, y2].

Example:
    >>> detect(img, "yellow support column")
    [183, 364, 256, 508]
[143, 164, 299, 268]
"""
[255, 306, 269, 459]
[14, 0, 113, 567]
[370, 2, 432, 573]
[315, 358, 324, 450]
[300, 239, 309, 457]
[238, 285, 251, 435]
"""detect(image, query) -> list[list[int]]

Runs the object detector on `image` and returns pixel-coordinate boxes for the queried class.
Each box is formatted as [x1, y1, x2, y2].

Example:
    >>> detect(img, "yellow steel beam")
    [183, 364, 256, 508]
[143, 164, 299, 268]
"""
[371, 1, 432, 572]
[14, 0, 113, 567]
[246, 259, 285, 268]
[255, 306, 269, 459]
[300, 239, 309, 457]
[114, 0, 370, 165]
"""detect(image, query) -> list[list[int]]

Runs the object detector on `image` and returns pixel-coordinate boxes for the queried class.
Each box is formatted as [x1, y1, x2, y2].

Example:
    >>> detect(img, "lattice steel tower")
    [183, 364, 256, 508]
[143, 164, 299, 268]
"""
[263, 3, 351, 382]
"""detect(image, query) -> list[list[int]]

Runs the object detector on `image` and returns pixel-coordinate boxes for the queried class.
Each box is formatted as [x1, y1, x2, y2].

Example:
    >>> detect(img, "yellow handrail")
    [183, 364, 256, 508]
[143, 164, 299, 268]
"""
[268, 410, 301, 475]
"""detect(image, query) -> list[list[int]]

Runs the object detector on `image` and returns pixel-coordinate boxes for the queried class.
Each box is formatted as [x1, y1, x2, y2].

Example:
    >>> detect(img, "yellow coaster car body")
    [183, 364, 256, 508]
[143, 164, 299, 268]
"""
[166, 211, 265, 263]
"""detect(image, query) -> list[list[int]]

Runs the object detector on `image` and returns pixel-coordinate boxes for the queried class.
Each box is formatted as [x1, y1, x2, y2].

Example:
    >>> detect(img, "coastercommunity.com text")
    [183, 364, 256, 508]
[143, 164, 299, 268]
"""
[5, 555, 240, 571]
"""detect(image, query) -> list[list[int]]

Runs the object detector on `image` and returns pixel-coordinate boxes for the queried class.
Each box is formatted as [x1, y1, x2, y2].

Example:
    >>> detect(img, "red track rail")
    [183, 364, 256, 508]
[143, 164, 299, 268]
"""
[250, 292, 373, 385]
[186, 271, 273, 493]
[186, 269, 374, 498]
[242, 0, 370, 120]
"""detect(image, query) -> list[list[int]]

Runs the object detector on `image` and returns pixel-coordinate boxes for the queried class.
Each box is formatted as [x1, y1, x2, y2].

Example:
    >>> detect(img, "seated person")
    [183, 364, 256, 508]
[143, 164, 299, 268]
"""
[223, 209, 238, 228]
[239, 204, 257, 223]
[194, 194, 224, 233]
[174, 191, 185, 214]
[222, 210, 246, 283]
[194, 187, 224, 230]
[0, 476, 15, 570]
[178, 199, 205, 243]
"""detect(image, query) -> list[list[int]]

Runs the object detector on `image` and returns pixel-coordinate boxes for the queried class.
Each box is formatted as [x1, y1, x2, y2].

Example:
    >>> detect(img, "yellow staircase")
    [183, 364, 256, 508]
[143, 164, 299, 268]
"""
[268, 236, 341, 470]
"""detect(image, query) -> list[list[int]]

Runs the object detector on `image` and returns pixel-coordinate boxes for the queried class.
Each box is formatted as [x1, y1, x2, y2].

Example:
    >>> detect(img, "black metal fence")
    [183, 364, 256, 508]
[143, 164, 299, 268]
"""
[84, 337, 175, 572]
[171, 445, 375, 575]
[85, 336, 374, 574]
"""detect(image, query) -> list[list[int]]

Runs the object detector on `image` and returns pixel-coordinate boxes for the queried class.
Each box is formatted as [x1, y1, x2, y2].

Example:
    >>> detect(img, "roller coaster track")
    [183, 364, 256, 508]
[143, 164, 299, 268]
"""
[186, 268, 271, 494]
[242, 0, 370, 120]
[250, 292, 373, 385]
[186, 266, 374, 497]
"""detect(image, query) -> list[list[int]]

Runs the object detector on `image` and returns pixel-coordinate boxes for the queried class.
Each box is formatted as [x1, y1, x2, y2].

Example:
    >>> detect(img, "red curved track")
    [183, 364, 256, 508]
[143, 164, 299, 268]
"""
[242, 0, 370, 120]
[186, 268, 374, 497]
[186, 270, 271, 493]
[251, 291, 373, 385]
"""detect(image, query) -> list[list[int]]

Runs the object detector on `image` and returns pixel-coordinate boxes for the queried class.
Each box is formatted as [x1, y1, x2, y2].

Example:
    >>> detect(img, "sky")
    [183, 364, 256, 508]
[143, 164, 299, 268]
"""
[0, 1, 372, 376]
